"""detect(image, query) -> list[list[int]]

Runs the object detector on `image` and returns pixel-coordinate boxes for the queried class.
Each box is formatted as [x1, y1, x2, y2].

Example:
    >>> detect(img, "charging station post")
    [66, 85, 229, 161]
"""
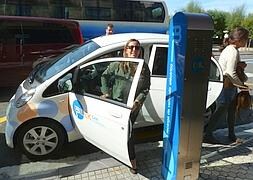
[162, 12, 214, 180]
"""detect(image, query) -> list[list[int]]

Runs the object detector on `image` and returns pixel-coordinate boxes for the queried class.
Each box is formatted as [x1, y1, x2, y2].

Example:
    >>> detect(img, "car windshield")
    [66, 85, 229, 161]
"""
[33, 40, 100, 83]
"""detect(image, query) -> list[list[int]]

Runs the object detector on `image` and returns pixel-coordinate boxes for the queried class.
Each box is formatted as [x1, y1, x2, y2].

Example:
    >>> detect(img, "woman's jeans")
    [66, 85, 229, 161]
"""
[128, 107, 141, 160]
[205, 87, 237, 137]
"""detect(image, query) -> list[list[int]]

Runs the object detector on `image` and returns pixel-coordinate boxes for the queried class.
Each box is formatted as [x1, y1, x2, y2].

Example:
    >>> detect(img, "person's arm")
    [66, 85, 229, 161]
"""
[134, 87, 150, 104]
[224, 73, 248, 89]
[101, 62, 118, 97]
[101, 63, 114, 97]
[134, 63, 151, 105]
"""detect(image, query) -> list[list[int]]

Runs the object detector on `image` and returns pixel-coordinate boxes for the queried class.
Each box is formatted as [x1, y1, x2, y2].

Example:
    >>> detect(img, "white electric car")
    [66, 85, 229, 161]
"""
[5, 33, 223, 166]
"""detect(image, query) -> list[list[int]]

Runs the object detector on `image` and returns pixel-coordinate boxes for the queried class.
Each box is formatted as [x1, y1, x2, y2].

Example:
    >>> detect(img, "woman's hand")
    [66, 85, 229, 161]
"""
[100, 93, 109, 99]
[132, 100, 142, 111]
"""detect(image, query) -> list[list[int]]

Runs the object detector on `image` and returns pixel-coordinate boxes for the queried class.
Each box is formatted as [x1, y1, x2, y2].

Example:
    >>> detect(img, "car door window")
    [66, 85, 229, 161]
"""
[152, 46, 168, 76]
[77, 62, 107, 97]
[76, 59, 139, 105]
[209, 58, 222, 81]
[150, 46, 222, 82]
[43, 70, 75, 97]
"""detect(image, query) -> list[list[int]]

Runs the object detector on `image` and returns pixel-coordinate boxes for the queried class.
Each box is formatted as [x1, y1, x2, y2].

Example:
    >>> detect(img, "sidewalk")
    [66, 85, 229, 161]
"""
[5, 122, 252, 180]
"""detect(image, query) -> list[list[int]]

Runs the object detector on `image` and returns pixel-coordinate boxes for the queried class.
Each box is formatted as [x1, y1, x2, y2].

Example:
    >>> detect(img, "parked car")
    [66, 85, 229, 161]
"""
[5, 33, 223, 166]
[0, 16, 84, 87]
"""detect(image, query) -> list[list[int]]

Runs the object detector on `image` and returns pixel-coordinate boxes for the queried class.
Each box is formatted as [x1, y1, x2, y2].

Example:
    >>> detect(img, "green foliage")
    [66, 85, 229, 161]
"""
[242, 14, 253, 39]
[182, 0, 204, 13]
[226, 5, 246, 30]
[179, 2, 253, 41]
[207, 10, 228, 39]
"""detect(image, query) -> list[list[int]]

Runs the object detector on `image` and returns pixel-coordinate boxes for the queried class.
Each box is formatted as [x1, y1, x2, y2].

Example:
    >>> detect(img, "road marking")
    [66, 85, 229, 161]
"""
[0, 116, 6, 123]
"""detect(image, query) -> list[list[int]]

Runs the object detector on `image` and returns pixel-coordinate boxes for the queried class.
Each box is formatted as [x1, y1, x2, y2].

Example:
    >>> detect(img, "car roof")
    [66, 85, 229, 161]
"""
[92, 33, 169, 47]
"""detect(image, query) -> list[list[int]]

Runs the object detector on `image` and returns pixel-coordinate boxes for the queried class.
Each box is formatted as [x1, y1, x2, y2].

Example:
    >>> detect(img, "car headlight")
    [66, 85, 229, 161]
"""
[15, 89, 36, 108]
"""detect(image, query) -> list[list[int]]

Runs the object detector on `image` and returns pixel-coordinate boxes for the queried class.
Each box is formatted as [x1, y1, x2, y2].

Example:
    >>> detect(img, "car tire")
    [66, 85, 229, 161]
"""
[16, 119, 66, 159]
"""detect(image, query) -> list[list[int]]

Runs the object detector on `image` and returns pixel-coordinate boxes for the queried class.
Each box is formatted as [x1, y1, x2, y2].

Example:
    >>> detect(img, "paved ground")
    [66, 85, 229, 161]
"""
[61, 122, 253, 180]
[2, 121, 252, 180]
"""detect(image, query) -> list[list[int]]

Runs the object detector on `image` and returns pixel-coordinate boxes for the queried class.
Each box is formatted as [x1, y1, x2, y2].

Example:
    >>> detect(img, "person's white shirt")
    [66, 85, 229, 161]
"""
[218, 44, 244, 87]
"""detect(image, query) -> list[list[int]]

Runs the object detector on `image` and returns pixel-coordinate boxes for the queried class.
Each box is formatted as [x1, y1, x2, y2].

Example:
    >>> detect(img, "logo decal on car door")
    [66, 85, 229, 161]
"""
[72, 100, 85, 120]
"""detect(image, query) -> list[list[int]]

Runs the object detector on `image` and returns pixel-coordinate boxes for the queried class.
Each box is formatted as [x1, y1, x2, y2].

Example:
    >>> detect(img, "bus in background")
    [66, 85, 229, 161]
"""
[0, 0, 169, 40]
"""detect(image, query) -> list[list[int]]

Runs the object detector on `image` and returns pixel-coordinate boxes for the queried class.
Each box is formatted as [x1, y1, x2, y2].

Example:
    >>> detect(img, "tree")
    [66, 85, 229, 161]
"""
[182, 0, 204, 13]
[226, 5, 246, 30]
[180, 2, 252, 44]
[242, 14, 253, 39]
[207, 10, 228, 39]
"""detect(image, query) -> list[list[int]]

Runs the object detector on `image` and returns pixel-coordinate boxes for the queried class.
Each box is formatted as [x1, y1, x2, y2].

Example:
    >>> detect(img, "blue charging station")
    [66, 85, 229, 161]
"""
[162, 12, 214, 180]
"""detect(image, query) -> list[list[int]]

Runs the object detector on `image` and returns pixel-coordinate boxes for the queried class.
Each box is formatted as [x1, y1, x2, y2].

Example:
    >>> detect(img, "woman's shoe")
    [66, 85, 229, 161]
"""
[203, 134, 220, 144]
[130, 168, 137, 174]
[229, 134, 243, 144]
[228, 134, 237, 142]
[130, 159, 137, 174]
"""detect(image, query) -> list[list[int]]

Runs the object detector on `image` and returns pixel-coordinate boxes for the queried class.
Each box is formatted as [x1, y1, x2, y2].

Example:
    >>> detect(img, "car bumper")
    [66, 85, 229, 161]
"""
[5, 98, 20, 148]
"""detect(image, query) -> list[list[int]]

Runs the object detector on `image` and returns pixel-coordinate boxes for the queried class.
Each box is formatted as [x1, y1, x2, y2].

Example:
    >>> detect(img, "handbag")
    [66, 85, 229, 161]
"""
[235, 90, 252, 114]
[234, 62, 252, 114]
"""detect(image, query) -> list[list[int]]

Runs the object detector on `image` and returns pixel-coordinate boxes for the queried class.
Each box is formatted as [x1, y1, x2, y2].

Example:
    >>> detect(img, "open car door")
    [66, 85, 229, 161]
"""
[68, 58, 144, 167]
[206, 57, 224, 108]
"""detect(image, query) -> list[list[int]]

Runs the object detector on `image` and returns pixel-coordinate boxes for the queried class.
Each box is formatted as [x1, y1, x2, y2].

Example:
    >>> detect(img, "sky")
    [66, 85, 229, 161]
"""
[166, 0, 253, 15]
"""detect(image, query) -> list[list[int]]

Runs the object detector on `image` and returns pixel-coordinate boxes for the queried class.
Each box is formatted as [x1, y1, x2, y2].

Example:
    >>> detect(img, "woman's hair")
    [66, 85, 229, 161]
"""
[123, 39, 142, 58]
[228, 26, 249, 44]
[120, 61, 137, 74]
[219, 27, 249, 51]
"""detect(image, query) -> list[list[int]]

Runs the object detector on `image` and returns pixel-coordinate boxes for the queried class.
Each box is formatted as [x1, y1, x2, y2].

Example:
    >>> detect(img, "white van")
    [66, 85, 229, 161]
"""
[5, 33, 223, 166]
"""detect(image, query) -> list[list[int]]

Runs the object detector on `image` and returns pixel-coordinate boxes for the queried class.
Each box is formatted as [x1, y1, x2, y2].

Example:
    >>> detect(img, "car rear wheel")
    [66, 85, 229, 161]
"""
[16, 119, 66, 159]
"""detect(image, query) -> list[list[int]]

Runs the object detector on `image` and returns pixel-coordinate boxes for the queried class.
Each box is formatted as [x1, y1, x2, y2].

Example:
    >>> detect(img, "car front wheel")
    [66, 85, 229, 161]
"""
[16, 119, 66, 159]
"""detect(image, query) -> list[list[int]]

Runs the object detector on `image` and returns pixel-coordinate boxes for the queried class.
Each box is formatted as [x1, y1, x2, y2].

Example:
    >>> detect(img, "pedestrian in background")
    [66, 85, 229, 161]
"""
[105, 23, 114, 35]
[100, 39, 150, 174]
[204, 27, 249, 144]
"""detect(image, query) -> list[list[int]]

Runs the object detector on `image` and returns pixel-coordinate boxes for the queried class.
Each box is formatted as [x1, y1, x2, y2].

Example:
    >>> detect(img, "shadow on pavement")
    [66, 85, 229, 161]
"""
[0, 133, 29, 168]
[0, 87, 16, 102]
[200, 162, 253, 179]
[202, 134, 253, 166]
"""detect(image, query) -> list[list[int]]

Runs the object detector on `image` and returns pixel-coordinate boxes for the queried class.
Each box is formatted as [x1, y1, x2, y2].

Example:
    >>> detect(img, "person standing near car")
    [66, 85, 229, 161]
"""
[204, 27, 249, 143]
[100, 39, 150, 174]
[105, 23, 114, 35]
